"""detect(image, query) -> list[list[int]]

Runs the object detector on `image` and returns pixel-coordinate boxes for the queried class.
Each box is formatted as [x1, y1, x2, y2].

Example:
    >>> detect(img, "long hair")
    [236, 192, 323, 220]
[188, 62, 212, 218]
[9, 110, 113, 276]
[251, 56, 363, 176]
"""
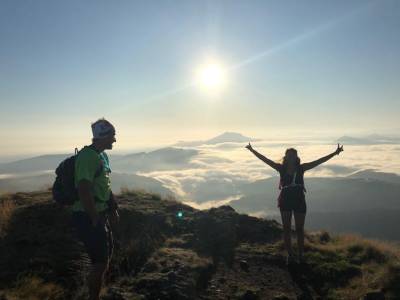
[281, 148, 301, 172]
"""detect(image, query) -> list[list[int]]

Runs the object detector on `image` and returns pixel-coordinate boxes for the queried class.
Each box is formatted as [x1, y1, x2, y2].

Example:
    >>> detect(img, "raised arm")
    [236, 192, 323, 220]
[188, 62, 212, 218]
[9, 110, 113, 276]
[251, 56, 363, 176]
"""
[245, 143, 281, 171]
[302, 144, 344, 171]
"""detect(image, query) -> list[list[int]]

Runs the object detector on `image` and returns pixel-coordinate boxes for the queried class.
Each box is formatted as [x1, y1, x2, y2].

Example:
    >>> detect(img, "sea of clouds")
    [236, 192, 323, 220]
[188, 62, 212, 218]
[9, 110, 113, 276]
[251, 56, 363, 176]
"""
[1, 138, 399, 211]
[138, 140, 400, 209]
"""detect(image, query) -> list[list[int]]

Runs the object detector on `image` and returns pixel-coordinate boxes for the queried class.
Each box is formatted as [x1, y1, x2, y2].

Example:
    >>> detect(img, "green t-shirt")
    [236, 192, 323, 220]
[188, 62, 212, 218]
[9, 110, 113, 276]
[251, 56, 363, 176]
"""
[72, 146, 111, 213]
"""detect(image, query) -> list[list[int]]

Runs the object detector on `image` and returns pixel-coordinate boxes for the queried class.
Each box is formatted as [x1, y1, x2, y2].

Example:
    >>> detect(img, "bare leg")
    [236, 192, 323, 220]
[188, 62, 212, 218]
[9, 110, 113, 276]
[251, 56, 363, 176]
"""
[294, 212, 306, 258]
[88, 261, 108, 300]
[280, 210, 293, 256]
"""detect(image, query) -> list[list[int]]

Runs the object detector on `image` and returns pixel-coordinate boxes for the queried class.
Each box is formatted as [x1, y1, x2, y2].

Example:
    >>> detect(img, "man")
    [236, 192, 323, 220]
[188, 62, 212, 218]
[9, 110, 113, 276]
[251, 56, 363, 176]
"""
[72, 118, 119, 300]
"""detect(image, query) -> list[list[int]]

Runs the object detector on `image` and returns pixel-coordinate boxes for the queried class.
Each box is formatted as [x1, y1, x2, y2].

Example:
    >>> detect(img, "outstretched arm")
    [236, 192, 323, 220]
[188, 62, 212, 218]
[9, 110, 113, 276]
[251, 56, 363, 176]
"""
[245, 143, 281, 171]
[302, 144, 344, 171]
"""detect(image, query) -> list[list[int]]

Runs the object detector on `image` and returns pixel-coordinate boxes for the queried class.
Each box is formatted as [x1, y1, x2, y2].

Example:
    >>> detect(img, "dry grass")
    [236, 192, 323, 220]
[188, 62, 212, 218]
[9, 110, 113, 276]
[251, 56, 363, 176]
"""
[3, 276, 64, 300]
[0, 197, 15, 237]
[156, 247, 211, 266]
[309, 233, 400, 261]
[305, 232, 400, 299]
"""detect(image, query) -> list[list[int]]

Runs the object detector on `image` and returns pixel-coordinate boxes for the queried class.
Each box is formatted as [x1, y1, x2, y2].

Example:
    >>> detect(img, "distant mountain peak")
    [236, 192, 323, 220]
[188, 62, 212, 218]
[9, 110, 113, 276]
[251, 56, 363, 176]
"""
[174, 132, 258, 147]
[213, 131, 248, 139]
[205, 132, 257, 144]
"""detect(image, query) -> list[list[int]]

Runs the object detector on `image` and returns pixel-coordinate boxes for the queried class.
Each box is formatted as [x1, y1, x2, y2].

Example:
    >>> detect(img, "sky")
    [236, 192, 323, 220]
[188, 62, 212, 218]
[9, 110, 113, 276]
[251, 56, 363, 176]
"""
[1, 0, 400, 157]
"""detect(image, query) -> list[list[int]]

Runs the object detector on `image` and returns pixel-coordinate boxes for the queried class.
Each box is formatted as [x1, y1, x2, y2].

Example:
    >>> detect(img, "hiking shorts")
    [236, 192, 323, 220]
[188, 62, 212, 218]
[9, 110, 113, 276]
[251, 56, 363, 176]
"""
[72, 212, 113, 264]
[279, 188, 307, 214]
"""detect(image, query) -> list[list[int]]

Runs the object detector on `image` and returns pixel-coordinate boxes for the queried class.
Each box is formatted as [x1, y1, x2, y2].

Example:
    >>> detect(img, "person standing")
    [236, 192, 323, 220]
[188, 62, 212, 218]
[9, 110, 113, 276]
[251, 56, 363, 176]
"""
[246, 143, 343, 264]
[72, 118, 119, 300]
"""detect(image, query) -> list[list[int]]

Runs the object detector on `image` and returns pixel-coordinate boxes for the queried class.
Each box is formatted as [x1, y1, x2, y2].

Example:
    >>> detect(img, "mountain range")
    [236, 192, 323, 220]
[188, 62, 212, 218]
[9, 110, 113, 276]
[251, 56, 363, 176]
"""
[337, 134, 400, 145]
[1, 132, 400, 240]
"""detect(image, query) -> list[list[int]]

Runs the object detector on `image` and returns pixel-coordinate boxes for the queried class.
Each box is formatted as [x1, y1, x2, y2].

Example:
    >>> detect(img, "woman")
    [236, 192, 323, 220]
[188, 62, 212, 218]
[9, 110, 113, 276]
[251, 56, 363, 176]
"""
[245, 143, 344, 263]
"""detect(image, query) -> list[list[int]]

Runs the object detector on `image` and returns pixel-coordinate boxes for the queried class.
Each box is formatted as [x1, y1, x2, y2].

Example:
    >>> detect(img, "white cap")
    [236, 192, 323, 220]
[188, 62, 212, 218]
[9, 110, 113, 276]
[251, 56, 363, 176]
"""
[91, 118, 116, 139]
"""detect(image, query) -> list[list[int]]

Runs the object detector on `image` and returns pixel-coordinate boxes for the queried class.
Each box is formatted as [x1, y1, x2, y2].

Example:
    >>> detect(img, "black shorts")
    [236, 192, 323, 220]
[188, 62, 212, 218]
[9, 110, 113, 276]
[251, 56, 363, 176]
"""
[279, 188, 307, 214]
[72, 212, 113, 264]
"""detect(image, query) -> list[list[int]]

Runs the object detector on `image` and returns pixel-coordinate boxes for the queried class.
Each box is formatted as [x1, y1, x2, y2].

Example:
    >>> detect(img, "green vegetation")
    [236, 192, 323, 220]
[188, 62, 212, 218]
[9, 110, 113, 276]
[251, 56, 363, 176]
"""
[0, 190, 399, 299]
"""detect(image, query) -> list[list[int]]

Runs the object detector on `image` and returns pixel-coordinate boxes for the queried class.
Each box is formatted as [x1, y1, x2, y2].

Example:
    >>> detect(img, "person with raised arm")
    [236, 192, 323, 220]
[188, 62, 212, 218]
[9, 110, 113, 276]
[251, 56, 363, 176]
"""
[246, 143, 344, 264]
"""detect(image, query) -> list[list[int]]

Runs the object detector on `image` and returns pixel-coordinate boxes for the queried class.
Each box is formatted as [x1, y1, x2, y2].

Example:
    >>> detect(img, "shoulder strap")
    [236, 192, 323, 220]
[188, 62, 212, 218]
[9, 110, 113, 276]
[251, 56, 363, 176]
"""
[94, 154, 103, 178]
[80, 145, 103, 178]
[291, 172, 297, 185]
[94, 164, 103, 178]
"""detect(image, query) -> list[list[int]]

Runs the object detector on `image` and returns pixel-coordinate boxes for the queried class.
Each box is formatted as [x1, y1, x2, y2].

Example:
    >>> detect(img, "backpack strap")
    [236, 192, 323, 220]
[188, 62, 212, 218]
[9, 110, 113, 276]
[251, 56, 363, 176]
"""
[291, 172, 297, 185]
[282, 171, 304, 190]
[94, 162, 103, 178]
[76, 145, 103, 179]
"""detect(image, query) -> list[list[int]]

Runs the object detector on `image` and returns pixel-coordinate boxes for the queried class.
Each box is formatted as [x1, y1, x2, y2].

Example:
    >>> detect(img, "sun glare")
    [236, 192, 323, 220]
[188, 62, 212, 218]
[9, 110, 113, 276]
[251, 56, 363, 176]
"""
[196, 62, 226, 90]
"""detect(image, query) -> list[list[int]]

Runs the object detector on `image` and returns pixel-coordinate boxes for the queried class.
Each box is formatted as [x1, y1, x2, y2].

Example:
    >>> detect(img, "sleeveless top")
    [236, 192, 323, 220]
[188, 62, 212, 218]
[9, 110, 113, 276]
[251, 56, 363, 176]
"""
[277, 165, 306, 207]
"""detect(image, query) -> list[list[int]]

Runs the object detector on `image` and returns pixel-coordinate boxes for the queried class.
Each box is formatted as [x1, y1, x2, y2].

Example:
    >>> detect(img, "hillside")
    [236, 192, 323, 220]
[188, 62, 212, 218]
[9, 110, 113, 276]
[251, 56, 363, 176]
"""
[1, 191, 400, 300]
[229, 175, 400, 241]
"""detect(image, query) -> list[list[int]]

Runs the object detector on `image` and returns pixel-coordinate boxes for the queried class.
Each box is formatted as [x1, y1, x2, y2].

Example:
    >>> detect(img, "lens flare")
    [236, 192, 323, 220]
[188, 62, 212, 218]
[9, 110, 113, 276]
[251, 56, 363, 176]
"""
[196, 62, 226, 90]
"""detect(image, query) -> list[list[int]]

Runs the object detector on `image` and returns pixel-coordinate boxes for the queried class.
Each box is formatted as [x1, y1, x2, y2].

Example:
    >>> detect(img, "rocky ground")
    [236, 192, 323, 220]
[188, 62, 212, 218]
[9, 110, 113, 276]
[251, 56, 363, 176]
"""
[0, 190, 399, 299]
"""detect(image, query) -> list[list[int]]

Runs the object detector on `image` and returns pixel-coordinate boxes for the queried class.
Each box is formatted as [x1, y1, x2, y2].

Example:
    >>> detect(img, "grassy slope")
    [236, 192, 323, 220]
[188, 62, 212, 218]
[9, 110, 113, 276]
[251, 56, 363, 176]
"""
[0, 190, 399, 300]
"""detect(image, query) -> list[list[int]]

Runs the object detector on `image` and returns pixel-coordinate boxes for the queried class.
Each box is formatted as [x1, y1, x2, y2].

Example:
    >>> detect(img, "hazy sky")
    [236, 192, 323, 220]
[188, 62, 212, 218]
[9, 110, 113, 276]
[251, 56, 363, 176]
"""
[1, 0, 399, 156]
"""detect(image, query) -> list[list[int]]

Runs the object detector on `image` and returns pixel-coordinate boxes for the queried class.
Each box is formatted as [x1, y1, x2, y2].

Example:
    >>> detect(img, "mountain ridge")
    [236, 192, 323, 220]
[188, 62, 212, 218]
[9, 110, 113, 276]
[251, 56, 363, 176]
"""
[0, 190, 399, 299]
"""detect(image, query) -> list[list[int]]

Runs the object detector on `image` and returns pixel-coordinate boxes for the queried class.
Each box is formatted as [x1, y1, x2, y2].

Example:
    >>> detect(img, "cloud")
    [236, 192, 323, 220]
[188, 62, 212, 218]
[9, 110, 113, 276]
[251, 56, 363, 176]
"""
[183, 195, 242, 210]
[2, 140, 399, 208]
[138, 142, 400, 207]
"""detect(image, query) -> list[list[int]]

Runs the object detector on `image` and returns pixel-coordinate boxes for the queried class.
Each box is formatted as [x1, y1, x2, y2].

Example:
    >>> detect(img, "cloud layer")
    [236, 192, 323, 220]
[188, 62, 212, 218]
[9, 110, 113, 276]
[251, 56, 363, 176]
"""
[138, 141, 400, 208]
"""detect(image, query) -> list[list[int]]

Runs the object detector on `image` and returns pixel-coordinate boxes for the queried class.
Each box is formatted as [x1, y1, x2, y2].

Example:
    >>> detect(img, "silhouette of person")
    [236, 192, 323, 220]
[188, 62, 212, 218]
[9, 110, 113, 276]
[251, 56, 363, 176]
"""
[246, 143, 343, 264]
[72, 118, 119, 300]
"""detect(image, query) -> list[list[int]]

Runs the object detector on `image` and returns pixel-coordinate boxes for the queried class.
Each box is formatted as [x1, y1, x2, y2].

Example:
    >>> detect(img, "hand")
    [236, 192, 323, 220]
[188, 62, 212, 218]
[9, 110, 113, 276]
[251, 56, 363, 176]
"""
[335, 143, 344, 155]
[245, 142, 253, 151]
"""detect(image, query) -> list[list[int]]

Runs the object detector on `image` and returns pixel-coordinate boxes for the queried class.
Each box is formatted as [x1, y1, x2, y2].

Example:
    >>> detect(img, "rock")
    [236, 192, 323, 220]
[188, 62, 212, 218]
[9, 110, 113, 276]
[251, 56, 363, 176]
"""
[167, 270, 178, 282]
[160, 267, 169, 273]
[240, 259, 249, 272]
[218, 277, 226, 284]
[273, 294, 291, 300]
[142, 261, 158, 273]
[363, 291, 385, 300]
[102, 287, 129, 300]
[173, 261, 181, 270]
[240, 290, 259, 300]
[319, 231, 331, 243]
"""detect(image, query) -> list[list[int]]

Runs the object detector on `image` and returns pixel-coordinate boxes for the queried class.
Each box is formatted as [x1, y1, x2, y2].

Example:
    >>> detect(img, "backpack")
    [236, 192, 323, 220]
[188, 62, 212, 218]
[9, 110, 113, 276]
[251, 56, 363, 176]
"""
[278, 171, 306, 203]
[52, 147, 102, 205]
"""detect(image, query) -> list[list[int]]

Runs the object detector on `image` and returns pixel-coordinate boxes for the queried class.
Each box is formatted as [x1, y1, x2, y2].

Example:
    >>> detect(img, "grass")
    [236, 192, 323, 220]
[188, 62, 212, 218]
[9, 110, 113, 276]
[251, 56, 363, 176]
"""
[1, 190, 400, 299]
[2, 275, 64, 300]
[0, 197, 15, 237]
[119, 188, 162, 201]
[304, 232, 400, 299]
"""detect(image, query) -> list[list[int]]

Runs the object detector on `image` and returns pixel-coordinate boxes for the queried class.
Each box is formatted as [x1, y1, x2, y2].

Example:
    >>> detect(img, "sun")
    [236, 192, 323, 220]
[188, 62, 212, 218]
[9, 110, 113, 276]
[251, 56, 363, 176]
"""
[196, 62, 226, 90]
